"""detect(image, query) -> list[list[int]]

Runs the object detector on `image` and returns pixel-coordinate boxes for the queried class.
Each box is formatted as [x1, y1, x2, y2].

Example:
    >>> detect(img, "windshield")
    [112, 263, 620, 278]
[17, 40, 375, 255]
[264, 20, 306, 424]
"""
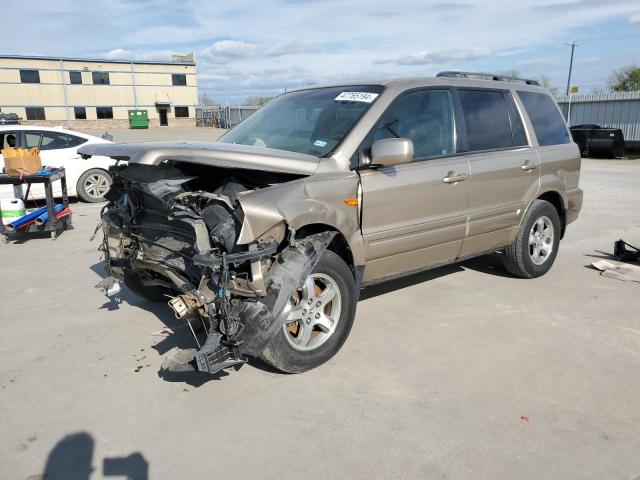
[219, 85, 384, 157]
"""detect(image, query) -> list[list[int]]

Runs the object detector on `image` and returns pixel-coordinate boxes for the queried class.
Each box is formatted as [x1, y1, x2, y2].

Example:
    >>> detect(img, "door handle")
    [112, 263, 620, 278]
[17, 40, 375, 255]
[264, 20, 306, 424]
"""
[521, 161, 537, 171]
[443, 172, 467, 184]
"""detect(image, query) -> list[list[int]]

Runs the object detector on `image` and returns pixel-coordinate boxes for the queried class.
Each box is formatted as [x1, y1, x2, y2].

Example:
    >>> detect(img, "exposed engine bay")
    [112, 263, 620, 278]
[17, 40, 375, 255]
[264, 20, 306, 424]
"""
[99, 162, 336, 375]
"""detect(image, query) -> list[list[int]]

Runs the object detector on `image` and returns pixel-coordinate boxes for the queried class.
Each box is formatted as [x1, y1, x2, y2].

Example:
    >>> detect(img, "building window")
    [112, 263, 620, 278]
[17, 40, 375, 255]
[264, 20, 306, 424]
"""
[69, 71, 83, 85]
[25, 107, 46, 120]
[174, 106, 189, 118]
[74, 107, 87, 119]
[20, 70, 40, 84]
[92, 71, 110, 85]
[171, 74, 187, 86]
[96, 107, 113, 119]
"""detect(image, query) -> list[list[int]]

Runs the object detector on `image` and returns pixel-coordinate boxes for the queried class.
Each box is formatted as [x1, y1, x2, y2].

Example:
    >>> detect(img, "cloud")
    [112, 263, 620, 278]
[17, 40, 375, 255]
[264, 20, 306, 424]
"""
[200, 40, 259, 62]
[1, 0, 638, 101]
[199, 39, 324, 62]
[428, 3, 475, 11]
[537, 0, 636, 11]
[88, 48, 182, 62]
[375, 48, 491, 66]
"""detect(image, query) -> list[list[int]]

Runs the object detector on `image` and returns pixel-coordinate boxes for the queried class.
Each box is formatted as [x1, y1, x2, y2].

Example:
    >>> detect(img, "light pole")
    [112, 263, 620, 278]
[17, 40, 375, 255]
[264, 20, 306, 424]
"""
[565, 42, 577, 96]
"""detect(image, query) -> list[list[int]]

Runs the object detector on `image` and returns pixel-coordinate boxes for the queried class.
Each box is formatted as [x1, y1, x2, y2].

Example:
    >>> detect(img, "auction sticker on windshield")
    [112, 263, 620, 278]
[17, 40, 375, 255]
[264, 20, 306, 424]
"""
[335, 92, 379, 103]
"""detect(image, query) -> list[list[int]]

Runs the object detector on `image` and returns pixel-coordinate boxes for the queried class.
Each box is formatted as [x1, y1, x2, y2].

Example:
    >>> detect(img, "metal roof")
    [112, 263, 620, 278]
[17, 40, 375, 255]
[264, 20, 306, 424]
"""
[0, 54, 195, 66]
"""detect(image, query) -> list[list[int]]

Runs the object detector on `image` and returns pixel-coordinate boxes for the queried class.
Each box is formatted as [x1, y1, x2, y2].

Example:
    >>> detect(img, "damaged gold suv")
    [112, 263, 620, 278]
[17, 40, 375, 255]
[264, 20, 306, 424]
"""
[80, 72, 583, 376]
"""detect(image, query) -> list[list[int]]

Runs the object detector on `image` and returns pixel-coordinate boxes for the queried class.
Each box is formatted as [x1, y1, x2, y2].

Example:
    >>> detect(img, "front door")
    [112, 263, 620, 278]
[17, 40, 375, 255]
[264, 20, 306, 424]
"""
[159, 109, 168, 126]
[359, 89, 469, 283]
[454, 89, 540, 257]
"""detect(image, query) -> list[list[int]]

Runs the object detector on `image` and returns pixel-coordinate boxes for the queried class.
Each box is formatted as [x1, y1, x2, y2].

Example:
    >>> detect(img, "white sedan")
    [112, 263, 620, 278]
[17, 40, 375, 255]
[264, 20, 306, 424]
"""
[0, 126, 119, 202]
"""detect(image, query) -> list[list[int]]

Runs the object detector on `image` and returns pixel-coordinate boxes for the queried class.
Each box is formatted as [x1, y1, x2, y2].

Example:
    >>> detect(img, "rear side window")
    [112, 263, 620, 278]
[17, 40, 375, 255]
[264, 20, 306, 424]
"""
[458, 89, 512, 151]
[40, 131, 87, 150]
[517, 91, 570, 146]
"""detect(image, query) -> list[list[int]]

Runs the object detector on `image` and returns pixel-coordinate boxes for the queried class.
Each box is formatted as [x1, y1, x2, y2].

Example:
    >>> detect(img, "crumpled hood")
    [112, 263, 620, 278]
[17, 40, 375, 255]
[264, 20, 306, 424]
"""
[78, 141, 320, 176]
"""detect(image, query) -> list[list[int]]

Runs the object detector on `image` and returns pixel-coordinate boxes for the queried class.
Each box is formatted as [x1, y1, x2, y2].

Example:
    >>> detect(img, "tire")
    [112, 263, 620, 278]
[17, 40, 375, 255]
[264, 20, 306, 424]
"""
[260, 250, 357, 373]
[503, 199, 562, 278]
[76, 168, 112, 203]
[124, 271, 172, 302]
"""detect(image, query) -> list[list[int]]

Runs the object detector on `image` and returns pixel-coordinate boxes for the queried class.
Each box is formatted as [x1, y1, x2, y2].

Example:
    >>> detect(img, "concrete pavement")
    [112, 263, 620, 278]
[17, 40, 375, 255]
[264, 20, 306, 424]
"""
[1, 159, 639, 479]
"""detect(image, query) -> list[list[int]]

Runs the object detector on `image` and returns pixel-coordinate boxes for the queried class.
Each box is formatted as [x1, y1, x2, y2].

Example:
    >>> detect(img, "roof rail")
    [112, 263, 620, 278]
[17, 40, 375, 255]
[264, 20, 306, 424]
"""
[436, 71, 540, 86]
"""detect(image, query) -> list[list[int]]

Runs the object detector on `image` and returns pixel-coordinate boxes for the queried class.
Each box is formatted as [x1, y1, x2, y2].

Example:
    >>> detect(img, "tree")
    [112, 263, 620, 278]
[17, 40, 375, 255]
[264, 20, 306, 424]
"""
[198, 92, 217, 106]
[609, 65, 640, 92]
[244, 96, 274, 106]
[538, 75, 559, 96]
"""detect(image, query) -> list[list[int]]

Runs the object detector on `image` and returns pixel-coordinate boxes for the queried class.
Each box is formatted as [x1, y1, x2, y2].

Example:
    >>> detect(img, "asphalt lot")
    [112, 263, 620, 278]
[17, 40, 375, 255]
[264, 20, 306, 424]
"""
[1, 154, 639, 479]
[78, 126, 226, 143]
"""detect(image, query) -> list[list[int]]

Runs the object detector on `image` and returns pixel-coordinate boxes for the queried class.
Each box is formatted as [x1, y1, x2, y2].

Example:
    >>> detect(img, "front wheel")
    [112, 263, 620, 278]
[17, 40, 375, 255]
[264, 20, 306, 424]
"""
[260, 250, 357, 373]
[77, 168, 112, 203]
[503, 199, 562, 278]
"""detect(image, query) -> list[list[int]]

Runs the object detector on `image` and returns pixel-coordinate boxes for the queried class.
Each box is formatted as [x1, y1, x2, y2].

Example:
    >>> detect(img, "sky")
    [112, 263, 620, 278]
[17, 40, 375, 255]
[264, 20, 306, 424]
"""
[2, 0, 639, 103]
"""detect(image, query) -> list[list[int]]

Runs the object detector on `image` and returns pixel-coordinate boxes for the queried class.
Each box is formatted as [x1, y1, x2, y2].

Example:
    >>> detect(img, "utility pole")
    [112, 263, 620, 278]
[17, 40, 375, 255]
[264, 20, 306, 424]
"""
[565, 42, 577, 96]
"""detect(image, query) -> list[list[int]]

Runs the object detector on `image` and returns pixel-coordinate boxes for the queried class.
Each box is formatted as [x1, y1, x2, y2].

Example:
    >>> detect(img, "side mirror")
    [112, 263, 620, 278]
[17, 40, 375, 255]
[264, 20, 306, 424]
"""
[370, 138, 414, 167]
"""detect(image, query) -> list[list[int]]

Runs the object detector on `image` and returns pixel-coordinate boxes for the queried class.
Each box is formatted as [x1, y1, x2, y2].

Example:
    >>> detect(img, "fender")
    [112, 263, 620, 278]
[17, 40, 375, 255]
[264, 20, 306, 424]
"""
[237, 173, 366, 266]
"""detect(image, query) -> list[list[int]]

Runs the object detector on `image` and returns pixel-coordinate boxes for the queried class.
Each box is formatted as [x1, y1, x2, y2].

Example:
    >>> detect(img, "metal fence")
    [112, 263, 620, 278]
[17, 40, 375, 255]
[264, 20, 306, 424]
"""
[195, 105, 260, 129]
[556, 91, 640, 142]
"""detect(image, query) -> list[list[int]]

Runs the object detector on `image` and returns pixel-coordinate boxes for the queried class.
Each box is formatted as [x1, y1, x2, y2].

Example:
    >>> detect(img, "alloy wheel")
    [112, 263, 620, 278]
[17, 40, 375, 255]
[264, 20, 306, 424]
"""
[528, 215, 554, 265]
[84, 172, 110, 199]
[283, 273, 342, 351]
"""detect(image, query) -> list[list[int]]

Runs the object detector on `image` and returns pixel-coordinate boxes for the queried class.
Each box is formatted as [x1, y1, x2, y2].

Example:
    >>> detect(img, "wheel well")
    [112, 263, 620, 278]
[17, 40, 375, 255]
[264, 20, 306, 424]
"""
[295, 224, 355, 272]
[537, 191, 566, 237]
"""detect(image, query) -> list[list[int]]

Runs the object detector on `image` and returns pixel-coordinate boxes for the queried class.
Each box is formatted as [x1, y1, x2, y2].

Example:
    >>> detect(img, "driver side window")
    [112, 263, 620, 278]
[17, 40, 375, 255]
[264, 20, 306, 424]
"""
[372, 89, 455, 160]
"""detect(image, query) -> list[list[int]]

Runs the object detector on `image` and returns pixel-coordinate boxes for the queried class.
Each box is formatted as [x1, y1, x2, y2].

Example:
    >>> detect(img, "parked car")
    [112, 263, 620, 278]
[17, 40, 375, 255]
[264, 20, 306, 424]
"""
[80, 72, 583, 376]
[0, 126, 116, 202]
[0, 113, 20, 125]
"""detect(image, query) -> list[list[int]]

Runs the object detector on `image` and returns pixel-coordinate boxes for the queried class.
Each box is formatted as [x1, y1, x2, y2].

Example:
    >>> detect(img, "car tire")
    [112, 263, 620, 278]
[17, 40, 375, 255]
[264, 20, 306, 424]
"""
[503, 199, 562, 278]
[77, 168, 112, 203]
[260, 250, 357, 373]
[124, 271, 172, 302]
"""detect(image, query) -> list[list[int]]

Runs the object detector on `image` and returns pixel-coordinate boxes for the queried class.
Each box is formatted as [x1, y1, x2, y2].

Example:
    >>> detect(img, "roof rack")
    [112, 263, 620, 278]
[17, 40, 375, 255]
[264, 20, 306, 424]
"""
[436, 71, 540, 86]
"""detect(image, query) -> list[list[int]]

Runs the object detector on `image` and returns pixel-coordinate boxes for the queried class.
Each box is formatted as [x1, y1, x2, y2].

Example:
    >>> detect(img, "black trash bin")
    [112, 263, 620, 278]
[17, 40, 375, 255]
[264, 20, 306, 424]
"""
[570, 124, 625, 158]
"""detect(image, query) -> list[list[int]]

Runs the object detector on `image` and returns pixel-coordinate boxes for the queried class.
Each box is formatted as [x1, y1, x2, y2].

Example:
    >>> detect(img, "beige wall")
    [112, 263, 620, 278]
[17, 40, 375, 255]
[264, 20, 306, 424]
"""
[0, 56, 197, 127]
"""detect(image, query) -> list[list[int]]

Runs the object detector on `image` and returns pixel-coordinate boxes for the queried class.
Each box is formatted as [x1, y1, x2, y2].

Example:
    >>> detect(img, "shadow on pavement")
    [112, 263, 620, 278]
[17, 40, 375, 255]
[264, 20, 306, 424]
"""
[39, 431, 148, 480]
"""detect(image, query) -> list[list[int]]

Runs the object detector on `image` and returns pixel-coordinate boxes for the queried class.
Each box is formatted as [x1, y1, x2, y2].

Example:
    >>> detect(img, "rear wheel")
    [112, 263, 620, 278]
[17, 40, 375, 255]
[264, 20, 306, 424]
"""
[77, 168, 111, 203]
[260, 250, 357, 373]
[503, 199, 562, 278]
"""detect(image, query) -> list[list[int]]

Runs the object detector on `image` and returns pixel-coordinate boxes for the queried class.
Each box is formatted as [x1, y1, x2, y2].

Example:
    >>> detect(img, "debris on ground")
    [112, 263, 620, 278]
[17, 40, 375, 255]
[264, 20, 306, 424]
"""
[591, 259, 640, 283]
[151, 327, 174, 336]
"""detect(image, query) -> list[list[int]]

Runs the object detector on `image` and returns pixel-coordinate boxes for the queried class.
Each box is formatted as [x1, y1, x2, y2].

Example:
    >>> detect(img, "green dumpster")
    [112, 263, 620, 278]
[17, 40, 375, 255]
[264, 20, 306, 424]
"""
[128, 109, 149, 129]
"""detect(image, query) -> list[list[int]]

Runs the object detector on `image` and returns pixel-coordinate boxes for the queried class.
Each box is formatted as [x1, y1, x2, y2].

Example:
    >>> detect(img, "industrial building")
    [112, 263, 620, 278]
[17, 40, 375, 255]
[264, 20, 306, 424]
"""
[557, 91, 640, 152]
[0, 54, 197, 129]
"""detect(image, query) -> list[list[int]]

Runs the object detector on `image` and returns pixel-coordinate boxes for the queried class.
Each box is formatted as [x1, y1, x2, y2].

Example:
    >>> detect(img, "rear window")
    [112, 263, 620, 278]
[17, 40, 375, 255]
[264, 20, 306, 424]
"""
[458, 89, 513, 151]
[517, 91, 570, 146]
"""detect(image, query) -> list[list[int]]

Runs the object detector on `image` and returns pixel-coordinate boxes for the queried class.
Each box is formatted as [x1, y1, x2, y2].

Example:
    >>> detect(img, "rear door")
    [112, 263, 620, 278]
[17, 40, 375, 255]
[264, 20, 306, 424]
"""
[359, 89, 470, 282]
[455, 88, 539, 257]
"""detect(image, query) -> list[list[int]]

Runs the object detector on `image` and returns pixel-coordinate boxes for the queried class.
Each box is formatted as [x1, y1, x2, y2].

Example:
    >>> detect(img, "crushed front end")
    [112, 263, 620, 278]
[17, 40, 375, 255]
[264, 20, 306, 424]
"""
[98, 163, 334, 375]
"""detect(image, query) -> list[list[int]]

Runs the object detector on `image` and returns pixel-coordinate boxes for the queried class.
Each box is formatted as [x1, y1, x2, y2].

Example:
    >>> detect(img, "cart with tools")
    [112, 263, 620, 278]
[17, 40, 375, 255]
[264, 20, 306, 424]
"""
[0, 168, 73, 241]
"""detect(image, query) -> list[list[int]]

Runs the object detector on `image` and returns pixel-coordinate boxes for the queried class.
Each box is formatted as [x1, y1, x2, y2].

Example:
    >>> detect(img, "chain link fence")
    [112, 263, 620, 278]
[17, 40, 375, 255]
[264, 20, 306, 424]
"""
[196, 105, 260, 129]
